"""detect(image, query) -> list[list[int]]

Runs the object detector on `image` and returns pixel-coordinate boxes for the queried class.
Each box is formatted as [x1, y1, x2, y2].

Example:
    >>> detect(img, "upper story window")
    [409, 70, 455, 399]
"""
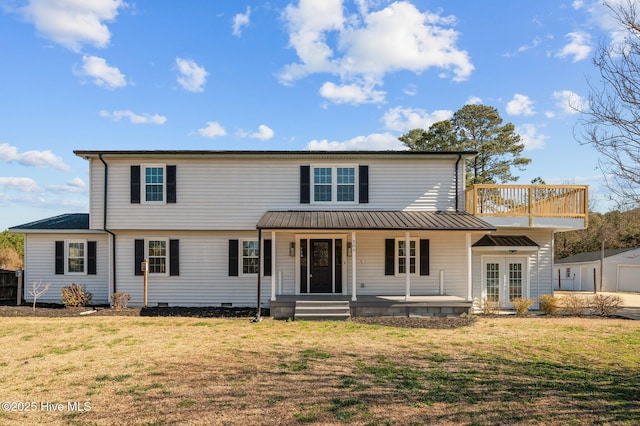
[143, 165, 165, 203]
[131, 165, 176, 204]
[311, 164, 356, 204]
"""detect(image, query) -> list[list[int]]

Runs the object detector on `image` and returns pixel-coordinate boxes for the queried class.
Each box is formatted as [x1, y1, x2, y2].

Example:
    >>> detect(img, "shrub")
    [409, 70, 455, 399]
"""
[562, 294, 589, 316]
[539, 295, 561, 316]
[511, 298, 534, 316]
[61, 283, 93, 307]
[111, 293, 131, 309]
[474, 297, 502, 315]
[589, 294, 623, 317]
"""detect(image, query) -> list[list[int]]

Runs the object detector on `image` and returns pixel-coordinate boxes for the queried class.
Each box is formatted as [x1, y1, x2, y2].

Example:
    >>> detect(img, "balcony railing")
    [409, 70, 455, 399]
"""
[465, 184, 589, 227]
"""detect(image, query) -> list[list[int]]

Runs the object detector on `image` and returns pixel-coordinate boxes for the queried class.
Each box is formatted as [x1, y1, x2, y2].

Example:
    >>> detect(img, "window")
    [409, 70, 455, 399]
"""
[311, 165, 356, 203]
[565, 267, 571, 278]
[144, 165, 165, 202]
[67, 241, 86, 274]
[337, 167, 355, 201]
[148, 239, 167, 274]
[396, 238, 418, 275]
[242, 240, 259, 275]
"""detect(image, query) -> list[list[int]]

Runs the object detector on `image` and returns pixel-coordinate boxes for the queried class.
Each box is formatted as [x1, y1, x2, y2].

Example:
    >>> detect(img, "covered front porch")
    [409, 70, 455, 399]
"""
[255, 210, 495, 319]
[269, 294, 473, 319]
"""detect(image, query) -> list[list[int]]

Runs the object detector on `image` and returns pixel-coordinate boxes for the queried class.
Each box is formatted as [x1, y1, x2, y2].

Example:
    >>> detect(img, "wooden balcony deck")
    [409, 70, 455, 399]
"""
[465, 184, 589, 228]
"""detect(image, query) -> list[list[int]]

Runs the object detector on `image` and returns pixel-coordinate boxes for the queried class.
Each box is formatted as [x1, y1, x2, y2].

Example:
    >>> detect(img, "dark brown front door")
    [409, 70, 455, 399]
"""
[310, 239, 332, 293]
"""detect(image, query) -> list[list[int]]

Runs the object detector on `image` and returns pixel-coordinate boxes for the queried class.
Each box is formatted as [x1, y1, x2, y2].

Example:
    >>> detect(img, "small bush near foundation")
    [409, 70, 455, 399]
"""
[539, 295, 561, 316]
[511, 298, 534, 316]
[589, 294, 623, 317]
[474, 297, 502, 315]
[111, 293, 131, 309]
[562, 295, 589, 316]
[61, 283, 93, 307]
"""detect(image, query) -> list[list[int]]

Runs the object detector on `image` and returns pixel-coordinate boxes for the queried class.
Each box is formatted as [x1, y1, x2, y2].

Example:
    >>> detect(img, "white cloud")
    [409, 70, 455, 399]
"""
[518, 124, 548, 150]
[506, 94, 535, 116]
[552, 90, 587, 114]
[11, 0, 126, 52]
[176, 58, 208, 92]
[572, 1, 585, 10]
[306, 133, 406, 150]
[249, 125, 275, 141]
[556, 31, 592, 62]
[382, 106, 452, 133]
[0, 177, 40, 193]
[280, 0, 473, 104]
[100, 110, 167, 124]
[197, 122, 227, 139]
[0, 143, 69, 171]
[47, 177, 86, 193]
[319, 81, 385, 104]
[232, 6, 251, 36]
[75, 55, 127, 89]
[465, 96, 483, 105]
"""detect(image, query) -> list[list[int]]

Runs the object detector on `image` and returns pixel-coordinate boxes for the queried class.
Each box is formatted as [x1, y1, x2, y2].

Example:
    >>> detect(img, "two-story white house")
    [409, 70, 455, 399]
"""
[10, 150, 588, 318]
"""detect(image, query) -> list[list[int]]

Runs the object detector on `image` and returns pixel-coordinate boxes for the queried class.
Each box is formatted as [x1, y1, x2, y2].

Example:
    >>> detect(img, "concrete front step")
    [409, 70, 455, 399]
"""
[294, 300, 351, 320]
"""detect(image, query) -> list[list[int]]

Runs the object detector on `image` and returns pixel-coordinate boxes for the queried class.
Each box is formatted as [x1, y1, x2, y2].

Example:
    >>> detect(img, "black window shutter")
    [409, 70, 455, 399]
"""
[420, 239, 430, 276]
[359, 165, 369, 204]
[131, 165, 141, 204]
[169, 239, 179, 276]
[300, 165, 310, 204]
[134, 239, 144, 276]
[229, 239, 239, 276]
[88, 241, 97, 275]
[384, 239, 395, 276]
[55, 241, 64, 275]
[263, 239, 272, 277]
[167, 165, 177, 204]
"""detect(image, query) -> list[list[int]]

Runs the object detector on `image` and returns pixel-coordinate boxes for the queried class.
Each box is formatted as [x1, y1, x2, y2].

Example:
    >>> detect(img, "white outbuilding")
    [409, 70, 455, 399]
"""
[554, 248, 640, 292]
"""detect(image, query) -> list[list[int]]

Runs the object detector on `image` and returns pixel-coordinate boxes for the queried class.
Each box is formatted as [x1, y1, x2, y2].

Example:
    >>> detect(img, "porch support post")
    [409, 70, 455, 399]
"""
[270, 232, 276, 302]
[351, 232, 357, 301]
[405, 232, 411, 301]
[466, 233, 472, 301]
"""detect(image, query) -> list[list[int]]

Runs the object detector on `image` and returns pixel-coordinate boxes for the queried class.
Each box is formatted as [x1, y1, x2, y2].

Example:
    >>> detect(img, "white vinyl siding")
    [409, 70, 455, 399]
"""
[23, 234, 110, 304]
[88, 157, 463, 231]
[472, 229, 553, 309]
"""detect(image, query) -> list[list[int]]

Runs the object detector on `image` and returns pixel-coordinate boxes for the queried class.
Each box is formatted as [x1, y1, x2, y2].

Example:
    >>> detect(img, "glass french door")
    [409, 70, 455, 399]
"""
[483, 257, 527, 307]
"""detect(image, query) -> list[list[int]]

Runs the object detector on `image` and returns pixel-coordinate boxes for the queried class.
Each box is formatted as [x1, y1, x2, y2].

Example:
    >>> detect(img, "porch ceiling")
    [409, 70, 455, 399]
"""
[256, 210, 495, 231]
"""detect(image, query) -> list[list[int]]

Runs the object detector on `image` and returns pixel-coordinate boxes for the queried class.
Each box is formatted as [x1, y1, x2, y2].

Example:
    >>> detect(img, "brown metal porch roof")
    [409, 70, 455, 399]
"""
[256, 210, 495, 231]
[472, 235, 539, 247]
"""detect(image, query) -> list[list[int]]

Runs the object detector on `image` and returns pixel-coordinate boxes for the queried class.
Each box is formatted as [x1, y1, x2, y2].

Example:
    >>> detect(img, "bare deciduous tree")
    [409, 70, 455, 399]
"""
[28, 280, 50, 311]
[580, 0, 640, 209]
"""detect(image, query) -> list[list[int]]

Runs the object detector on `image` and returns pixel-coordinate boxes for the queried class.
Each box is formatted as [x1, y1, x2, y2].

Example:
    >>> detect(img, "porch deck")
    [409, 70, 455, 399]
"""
[270, 295, 472, 319]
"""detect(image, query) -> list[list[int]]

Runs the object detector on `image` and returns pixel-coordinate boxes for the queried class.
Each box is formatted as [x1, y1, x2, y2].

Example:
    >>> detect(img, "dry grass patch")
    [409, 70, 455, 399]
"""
[0, 316, 638, 425]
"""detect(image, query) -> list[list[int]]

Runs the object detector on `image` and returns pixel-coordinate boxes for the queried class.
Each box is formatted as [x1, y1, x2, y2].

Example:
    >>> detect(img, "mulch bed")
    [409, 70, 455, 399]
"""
[0, 303, 266, 318]
[0, 303, 478, 328]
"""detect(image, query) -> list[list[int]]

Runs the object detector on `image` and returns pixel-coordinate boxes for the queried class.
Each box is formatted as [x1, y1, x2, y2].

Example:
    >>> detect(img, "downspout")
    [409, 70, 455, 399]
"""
[253, 228, 263, 322]
[99, 154, 117, 295]
[455, 154, 462, 212]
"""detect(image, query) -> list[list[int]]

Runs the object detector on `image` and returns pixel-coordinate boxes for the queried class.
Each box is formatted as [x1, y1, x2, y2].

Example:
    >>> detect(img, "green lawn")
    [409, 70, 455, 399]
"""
[0, 316, 638, 425]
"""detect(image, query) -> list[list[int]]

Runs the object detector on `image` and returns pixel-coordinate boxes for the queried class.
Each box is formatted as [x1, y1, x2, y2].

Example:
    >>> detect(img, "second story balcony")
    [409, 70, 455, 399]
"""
[465, 184, 589, 230]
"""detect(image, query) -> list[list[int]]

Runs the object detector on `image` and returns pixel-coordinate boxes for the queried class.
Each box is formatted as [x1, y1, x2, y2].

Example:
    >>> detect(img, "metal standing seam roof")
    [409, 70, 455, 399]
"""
[256, 210, 495, 231]
[555, 247, 639, 264]
[9, 213, 90, 231]
[472, 235, 539, 248]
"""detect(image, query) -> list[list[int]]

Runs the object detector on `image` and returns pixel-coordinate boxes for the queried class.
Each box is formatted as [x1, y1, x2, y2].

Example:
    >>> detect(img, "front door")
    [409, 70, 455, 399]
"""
[310, 239, 332, 293]
[484, 257, 527, 307]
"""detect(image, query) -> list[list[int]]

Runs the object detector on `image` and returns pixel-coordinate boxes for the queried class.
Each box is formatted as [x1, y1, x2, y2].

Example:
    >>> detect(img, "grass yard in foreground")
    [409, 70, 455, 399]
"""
[0, 316, 638, 425]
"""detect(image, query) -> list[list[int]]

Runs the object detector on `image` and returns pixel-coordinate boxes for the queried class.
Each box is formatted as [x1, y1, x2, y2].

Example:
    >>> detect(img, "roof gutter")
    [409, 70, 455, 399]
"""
[99, 154, 117, 295]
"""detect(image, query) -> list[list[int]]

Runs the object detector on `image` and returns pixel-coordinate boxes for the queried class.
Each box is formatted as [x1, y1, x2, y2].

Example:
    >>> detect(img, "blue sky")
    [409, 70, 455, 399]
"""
[0, 0, 624, 230]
